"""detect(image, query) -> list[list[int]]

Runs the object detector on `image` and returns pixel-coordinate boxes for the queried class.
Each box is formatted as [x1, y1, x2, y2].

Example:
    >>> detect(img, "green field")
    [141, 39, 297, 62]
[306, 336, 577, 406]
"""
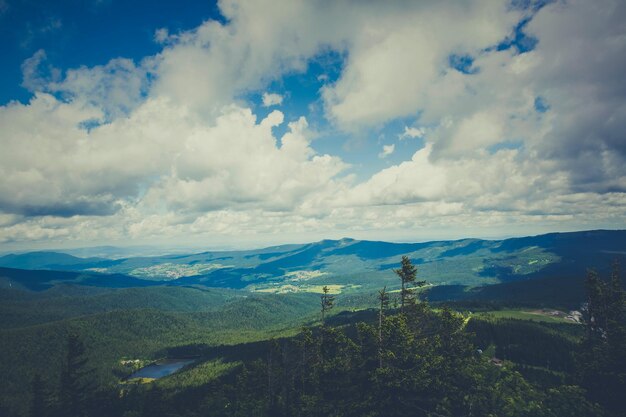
[474, 309, 580, 324]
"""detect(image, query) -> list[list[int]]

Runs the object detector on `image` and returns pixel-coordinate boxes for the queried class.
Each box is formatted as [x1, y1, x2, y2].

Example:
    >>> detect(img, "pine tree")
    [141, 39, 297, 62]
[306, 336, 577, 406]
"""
[298, 327, 314, 396]
[58, 333, 92, 417]
[30, 373, 47, 417]
[320, 285, 334, 325]
[394, 256, 426, 312]
[377, 286, 389, 369]
[318, 285, 336, 369]
[578, 262, 626, 415]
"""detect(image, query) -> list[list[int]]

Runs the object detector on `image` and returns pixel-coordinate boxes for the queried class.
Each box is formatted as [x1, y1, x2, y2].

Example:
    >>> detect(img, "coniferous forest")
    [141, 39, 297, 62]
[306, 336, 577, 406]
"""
[2, 256, 624, 417]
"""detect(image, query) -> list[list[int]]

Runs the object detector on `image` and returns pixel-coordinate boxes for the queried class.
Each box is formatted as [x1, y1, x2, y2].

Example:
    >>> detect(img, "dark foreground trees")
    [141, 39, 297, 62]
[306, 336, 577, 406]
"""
[23, 260, 625, 417]
[58, 333, 92, 417]
[577, 263, 626, 415]
[28, 308, 613, 417]
[187, 304, 602, 417]
[29, 374, 46, 417]
[28, 332, 102, 417]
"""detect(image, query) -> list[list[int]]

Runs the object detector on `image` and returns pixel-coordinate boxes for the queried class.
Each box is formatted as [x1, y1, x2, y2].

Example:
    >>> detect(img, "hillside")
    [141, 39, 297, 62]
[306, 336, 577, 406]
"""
[1, 231, 624, 416]
[0, 286, 244, 329]
[2, 230, 624, 299]
[0, 290, 321, 416]
[0, 267, 161, 291]
[0, 251, 115, 270]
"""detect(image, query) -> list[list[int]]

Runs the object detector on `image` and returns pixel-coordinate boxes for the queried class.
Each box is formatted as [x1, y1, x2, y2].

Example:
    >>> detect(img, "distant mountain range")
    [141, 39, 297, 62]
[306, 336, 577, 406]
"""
[0, 251, 110, 270]
[1, 230, 624, 304]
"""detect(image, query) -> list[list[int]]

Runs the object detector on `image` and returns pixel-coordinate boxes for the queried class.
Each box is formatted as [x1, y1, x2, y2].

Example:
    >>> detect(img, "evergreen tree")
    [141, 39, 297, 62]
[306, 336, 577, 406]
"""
[394, 256, 426, 312]
[578, 262, 626, 415]
[30, 373, 47, 417]
[297, 327, 314, 397]
[320, 286, 334, 325]
[58, 332, 92, 417]
[377, 286, 389, 369]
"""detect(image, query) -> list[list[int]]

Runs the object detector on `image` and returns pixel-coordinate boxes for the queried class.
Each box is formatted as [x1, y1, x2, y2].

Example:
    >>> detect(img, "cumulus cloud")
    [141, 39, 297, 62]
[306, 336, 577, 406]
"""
[262, 92, 283, 107]
[399, 126, 426, 140]
[154, 28, 170, 44]
[0, 93, 347, 219]
[1, 0, 625, 247]
[20, 50, 59, 92]
[0, 93, 156, 217]
[378, 144, 395, 158]
[142, 107, 346, 213]
[150, 0, 337, 116]
[55, 58, 151, 119]
[523, 0, 626, 191]
[321, 1, 520, 129]
[20, 48, 151, 120]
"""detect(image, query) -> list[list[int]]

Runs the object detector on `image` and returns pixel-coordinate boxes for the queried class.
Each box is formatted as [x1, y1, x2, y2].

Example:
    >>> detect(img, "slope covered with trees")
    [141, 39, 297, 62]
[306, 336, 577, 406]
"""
[2, 258, 623, 417]
[2, 230, 624, 299]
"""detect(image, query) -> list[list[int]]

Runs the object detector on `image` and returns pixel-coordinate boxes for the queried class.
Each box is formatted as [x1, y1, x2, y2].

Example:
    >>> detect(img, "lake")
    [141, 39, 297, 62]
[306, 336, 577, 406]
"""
[127, 358, 195, 379]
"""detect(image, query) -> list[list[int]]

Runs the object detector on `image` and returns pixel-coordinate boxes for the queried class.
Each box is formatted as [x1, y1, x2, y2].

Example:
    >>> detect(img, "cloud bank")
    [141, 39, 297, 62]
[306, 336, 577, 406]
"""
[1, 0, 625, 248]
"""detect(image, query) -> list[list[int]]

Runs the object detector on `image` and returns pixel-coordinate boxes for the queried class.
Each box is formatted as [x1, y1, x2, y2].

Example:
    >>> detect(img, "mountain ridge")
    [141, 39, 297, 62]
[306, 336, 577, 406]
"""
[3, 228, 623, 265]
[0, 229, 623, 296]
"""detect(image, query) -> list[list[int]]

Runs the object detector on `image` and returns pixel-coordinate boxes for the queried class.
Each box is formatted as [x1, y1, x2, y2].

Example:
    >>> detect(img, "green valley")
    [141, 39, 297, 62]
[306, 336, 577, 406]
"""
[0, 230, 625, 417]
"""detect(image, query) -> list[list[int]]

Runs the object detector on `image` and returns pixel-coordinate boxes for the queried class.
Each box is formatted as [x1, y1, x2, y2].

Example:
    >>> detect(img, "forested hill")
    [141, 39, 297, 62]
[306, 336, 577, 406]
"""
[1, 230, 624, 295]
[1, 235, 625, 417]
[5, 269, 625, 417]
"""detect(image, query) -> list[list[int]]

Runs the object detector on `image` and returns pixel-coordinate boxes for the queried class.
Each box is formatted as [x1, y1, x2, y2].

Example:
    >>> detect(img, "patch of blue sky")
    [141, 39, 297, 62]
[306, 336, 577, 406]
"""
[78, 118, 104, 133]
[494, 0, 557, 56]
[448, 54, 478, 74]
[496, 17, 538, 54]
[534, 96, 550, 113]
[244, 49, 346, 148]
[0, 0, 224, 105]
[342, 115, 428, 182]
[487, 0, 554, 57]
[510, 0, 555, 13]
[487, 140, 524, 154]
[241, 45, 432, 182]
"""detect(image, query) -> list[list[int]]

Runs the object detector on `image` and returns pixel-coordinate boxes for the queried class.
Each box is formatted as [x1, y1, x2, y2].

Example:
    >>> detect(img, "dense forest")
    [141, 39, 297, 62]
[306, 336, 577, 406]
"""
[1, 258, 625, 417]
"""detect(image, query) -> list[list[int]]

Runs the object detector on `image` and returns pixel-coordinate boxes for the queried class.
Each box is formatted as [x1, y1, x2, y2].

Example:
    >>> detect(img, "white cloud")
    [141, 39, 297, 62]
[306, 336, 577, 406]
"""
[378, 144, 395, 158]
[0, 92, 347, 219]
[322, 1, 520, 130]
[1, 0, 625, 247]
[435, 111, 505, 157]
[20, 50, 56, 92]
[142, 107, 346, 213]
[399, 126, 426, 140]
[523, 0, 626, 191]
[52, 58, 151, 119]
[154, 28, 169, 44]
[20, 50, 150, 119]
[149, 0, 339, 117]
[262, 92, 283, 107]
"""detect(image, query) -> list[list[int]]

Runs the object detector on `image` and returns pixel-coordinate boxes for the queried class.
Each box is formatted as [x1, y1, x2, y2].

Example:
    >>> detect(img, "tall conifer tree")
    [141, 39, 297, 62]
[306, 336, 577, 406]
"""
[394, 256, 426, 312]
[320, 285, 335, 325]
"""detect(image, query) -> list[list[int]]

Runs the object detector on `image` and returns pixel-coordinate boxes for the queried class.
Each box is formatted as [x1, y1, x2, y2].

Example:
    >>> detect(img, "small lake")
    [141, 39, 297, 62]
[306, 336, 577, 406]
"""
[128, 358, 195, 379]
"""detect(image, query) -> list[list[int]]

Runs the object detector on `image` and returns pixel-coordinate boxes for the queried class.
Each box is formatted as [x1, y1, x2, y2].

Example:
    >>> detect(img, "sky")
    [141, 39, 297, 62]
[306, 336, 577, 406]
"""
[0, 0, 625, 251]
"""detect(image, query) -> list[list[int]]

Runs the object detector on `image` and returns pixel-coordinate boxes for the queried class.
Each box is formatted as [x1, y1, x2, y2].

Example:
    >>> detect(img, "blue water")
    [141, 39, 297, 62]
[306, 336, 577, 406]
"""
[128, 359, 195, 379]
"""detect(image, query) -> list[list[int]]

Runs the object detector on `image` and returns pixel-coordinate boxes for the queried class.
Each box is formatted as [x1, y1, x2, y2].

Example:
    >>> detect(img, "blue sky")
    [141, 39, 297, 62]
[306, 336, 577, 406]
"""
[0, 0, 224, 104]
[0, 0, 625, 250]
